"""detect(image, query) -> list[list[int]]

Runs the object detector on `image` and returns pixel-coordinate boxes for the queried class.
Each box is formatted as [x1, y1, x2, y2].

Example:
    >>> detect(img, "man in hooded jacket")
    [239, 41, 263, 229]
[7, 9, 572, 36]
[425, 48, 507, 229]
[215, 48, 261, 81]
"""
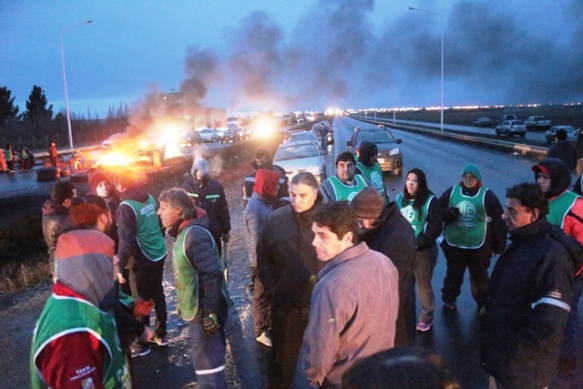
[355, 140, 388, 204]
[243, 148, 289, 209]
[182, 158, 231, 256]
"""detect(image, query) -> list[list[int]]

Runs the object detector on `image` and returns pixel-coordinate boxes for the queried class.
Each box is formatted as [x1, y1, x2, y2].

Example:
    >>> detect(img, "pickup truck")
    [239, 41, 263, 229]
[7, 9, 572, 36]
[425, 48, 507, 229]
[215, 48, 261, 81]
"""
[524, 116, 551, 131]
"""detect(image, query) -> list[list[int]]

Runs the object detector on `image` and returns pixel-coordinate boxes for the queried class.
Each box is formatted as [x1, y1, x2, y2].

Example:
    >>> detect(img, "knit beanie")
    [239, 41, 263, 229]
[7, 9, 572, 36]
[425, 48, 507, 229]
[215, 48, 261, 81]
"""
[461, 163, 482, 182]
[88, 169, 110, 194]
[352, 187, 385, 219]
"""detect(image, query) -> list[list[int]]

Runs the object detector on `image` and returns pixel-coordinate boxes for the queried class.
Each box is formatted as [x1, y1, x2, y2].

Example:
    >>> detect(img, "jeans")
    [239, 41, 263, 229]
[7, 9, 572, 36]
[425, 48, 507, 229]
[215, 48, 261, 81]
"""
[251, 266, 271, 336]
[414, 244, 438, 324]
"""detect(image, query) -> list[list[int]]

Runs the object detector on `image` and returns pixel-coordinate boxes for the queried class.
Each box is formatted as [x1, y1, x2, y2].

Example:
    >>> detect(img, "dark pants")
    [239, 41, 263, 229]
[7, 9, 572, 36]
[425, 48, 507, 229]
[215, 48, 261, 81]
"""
[270, 305, 310, 389]
[396, 271, 416, 347]
[129, 258, 167, 338]
[188, 307, 228, 389]
[211, 232, 223, 257]
[556, 277, 583, 382]
[441, 243, 492, 307]
[251, 266, 271, 336]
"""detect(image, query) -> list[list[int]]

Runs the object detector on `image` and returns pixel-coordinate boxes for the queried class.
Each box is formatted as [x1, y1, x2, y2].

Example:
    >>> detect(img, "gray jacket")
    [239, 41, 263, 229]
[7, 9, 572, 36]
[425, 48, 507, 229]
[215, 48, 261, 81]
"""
[243, 192, 273, 267]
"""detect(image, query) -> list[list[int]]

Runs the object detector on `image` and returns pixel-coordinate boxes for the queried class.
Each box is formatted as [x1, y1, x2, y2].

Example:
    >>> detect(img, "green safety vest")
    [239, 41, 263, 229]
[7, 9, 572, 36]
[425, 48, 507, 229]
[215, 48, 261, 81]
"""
[444, 185, 488, 249]
[396, 194, 433, 238]
[356, 162, 388, 204]
[327, 175, 369, 202]
[30, 295, 130, 389]
[548, 191, 581, 228]
[120, 195, 167, 261]
[173, 224, 231, 321]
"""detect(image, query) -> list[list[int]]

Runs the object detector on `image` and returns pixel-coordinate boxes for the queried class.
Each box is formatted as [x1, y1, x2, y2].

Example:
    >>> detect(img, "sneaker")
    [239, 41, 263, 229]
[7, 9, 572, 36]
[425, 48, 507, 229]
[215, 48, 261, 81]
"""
[416, 322, 433, 332]
[256, 332, 273, 347]
[443, 302, 457, 311]
[130, 343, 151, 358]
[149, 335, 168, 347]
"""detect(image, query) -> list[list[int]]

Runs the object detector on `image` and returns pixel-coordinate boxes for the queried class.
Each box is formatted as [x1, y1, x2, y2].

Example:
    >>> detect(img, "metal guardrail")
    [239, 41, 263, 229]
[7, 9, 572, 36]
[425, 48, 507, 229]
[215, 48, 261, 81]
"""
[353, 116, 548, 161]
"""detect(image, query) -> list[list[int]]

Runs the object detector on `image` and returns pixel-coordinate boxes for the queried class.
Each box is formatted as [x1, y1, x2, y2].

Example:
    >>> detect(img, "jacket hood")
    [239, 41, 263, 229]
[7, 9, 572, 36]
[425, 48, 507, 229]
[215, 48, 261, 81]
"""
[120, 182, 150, 203]
[168, 215, 211, 238]
[254, 168, 280, 199]
[533, 158, 570, 198]
[251, 159, 273, 170]
[42, 199, 69, 216]
[191, 158, 211, 179]
[357, 141, 378, 167]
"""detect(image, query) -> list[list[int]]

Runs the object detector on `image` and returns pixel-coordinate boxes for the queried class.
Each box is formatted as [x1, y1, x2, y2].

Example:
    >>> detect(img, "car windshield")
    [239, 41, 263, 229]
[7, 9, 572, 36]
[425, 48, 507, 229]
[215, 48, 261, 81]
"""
[290, 133, 315, 142]
[201, 129, 212, 134]
[357, 130, 395, 144]
[511, 121, 524, 125]
[275, 144, 319, 161]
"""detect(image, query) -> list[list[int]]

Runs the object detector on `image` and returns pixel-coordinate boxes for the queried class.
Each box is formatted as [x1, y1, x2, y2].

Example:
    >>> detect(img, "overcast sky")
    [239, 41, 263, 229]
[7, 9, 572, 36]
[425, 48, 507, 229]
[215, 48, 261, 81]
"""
[1, 0, 581, 118]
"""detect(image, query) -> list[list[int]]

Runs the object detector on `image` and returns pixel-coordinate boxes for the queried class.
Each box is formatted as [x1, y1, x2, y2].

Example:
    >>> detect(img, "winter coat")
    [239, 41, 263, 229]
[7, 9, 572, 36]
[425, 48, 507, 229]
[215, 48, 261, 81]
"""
[41, 200, 72, 261]
[244, 192, 273, 268]
[257, 203, 323, 309]
[547, 140, 578, 173]
[181, 175, 231, 240]
[480, 218, 574, 389]
[360, 202, 416, 347]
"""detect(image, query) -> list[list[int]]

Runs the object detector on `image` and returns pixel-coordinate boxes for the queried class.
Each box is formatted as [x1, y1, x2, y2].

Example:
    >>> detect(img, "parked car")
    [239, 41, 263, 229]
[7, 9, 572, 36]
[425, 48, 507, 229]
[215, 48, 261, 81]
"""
[346, 125, 403, 175]
[473, 117, 493, 127]
[524, 116, 552, 131]
[284, 131, 319, 146]
[544, 125, 577, 144]
[220, 128, 241, 143]
[199, 128, 218, 142]
[273, 141, 326, 183]
[178, 130, 201, 149]
[495, 120, 527, 137]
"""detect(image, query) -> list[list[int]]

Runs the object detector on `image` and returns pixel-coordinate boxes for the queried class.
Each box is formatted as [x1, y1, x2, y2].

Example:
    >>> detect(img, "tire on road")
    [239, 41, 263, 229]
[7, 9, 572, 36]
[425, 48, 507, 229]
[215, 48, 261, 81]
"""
[36, 167, 60, 182]
[70, 170, 89, 184]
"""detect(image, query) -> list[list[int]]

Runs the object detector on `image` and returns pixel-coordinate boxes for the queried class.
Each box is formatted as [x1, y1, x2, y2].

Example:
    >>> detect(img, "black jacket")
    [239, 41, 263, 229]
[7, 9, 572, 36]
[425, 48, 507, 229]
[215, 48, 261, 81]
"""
[257, 203, 323, 309]
[360, 202, 416, 347]
[181, 176, 230, 240]
[480, 218, 574, 388]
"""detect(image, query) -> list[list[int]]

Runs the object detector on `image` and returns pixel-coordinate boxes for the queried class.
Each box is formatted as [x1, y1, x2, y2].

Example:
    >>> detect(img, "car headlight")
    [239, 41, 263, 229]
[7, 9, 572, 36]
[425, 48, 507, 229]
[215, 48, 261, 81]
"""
[389, 148, 400, 156]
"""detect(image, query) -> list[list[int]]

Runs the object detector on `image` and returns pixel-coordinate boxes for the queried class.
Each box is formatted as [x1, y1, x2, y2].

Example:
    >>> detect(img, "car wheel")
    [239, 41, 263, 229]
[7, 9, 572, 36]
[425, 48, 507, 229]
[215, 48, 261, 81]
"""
[505, 130, 510, 137]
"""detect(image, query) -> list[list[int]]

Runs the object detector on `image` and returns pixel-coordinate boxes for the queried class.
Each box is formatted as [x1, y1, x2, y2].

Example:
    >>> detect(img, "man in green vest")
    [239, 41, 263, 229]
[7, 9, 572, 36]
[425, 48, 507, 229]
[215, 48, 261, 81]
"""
[319, 151, 370, 202]
[31, 202, 135, 389]
[158, 187, 230, 389]
[355, 140, 388, 204]
[112, 167, 168, 357]
[439, 163, 507, 311]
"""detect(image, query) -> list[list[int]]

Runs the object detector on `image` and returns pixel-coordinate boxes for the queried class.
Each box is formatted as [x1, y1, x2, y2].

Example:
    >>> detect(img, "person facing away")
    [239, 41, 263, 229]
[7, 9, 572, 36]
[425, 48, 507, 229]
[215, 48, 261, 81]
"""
[111, 166, 168, 357]
[181, 158, 231, 256]
[301, 201, 399, 388]
[5, 143, 15, 174]
[396, 168, 443, 332]
[547, 128, 578, 174]
[480, 183, 575, 389]
[243, 168, 281, 348]
[243, 148, 289, 209]
[352, 187, 416, 347]
[31, 202, 131, 389]
[355, 140, 389, 204]
[256, 172, 323, 389]
[439, 163, 507, 311]
[42, 180, 77, 276]
[342, 348, 461, 389]
[157, 188, 231, 389]
[319, 151, 370, 203]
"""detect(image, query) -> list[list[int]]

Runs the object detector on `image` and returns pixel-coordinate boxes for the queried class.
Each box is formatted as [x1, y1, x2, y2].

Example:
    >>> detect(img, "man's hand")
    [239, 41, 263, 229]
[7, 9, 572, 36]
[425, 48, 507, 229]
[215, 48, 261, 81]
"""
[222, 233, 230, 243]
[203, 313, 219, 335]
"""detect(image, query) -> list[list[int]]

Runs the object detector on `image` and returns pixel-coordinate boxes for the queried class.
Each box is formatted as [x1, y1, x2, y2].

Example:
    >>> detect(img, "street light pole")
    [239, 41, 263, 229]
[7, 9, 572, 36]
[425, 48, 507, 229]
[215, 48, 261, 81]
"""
[408, 7, 444, 132]
[60, 19, 92, 150]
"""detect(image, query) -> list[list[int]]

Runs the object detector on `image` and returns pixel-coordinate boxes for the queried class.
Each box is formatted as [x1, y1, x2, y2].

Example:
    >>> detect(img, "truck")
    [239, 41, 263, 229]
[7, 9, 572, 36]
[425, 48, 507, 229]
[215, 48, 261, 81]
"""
[524, 116, 552, 131]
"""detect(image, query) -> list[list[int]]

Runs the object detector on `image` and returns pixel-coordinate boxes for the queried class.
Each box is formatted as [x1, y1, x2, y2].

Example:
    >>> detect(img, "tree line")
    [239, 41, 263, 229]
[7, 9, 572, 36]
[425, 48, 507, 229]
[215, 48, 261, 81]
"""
[0, 85, 129, 152]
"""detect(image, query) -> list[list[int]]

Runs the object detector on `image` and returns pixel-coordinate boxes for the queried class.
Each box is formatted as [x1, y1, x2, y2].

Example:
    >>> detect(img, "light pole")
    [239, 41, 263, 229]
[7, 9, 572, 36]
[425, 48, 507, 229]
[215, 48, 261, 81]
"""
[408, 7, 444, 132]
[60, 19, 92, 150]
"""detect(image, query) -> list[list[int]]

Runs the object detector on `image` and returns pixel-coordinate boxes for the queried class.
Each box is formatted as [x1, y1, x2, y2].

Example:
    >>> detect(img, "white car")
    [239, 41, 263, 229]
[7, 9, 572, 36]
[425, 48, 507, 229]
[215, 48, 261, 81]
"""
[273, 141, 326, 183]
[199, 128, 218, 142]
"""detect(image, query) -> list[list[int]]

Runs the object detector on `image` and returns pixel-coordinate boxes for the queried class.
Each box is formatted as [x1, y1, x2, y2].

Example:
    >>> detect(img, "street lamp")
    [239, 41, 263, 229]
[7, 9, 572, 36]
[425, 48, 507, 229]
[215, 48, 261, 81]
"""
[60, 19, 92, 150]
[408, 7, 444, 132]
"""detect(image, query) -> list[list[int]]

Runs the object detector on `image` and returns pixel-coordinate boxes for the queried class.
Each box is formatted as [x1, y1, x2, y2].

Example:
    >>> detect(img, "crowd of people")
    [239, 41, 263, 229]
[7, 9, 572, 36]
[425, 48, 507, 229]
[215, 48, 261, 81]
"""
[29, 130, 583, 388]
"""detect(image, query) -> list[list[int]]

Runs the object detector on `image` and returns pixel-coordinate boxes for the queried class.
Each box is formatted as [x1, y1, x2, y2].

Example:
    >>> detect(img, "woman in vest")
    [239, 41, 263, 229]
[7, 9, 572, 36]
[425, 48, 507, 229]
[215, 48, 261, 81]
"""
[396, 168, 442, 332]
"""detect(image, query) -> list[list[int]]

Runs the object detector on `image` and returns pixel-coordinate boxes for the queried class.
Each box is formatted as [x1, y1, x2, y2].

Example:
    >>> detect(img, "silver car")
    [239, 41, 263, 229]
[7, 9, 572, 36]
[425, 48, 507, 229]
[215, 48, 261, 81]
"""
[273, 141, 326, 183]
[495, 120, 526, 137]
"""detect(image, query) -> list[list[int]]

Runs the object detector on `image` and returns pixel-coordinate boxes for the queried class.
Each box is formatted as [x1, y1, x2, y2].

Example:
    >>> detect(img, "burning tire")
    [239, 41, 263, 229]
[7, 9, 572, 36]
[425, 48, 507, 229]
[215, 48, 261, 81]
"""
[36, 167, 60, 182]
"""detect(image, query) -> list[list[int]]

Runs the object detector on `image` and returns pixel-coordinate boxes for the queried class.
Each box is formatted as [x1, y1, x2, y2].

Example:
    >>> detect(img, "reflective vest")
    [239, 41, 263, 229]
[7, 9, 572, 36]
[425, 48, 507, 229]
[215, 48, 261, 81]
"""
[396, 194, 433, 238]
[120, 195, 166, 261]
[356, 162, 388, 204]
[548, 191, 581, 229]
[327, 175, 368, 202]
[444, 185, 487, 249]
[172, 224, 231, 321]
[30, 295, 130, 389]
